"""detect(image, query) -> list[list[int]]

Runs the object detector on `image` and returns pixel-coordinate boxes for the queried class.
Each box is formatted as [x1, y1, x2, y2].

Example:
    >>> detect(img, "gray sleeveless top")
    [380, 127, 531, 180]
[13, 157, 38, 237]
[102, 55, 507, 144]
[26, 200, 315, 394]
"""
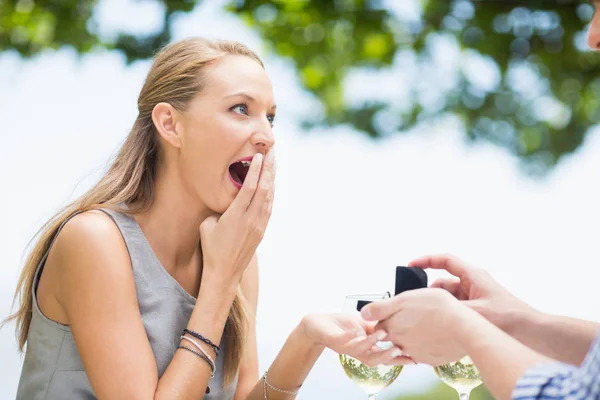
[16, 208, 237, 399]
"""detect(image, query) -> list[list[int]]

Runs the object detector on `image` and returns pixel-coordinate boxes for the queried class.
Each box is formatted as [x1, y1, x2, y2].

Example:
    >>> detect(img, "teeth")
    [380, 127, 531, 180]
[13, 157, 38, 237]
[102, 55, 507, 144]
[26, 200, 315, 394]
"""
[240, 160, 251, 167]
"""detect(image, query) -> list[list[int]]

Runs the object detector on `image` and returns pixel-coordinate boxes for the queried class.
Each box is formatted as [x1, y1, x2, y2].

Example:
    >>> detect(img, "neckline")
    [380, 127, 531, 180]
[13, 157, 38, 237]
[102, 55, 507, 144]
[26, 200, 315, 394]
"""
[125, 212, 198, 306]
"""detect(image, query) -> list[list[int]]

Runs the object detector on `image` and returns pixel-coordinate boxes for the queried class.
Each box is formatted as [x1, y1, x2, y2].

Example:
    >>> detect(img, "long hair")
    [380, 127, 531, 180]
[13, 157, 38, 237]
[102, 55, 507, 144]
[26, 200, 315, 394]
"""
[5, 37, 263, 386]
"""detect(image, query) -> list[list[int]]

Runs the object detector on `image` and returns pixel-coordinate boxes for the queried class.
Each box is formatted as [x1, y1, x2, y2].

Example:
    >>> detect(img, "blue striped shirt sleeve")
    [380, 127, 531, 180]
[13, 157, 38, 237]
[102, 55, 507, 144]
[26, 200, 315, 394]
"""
[512, 332, 600, 400]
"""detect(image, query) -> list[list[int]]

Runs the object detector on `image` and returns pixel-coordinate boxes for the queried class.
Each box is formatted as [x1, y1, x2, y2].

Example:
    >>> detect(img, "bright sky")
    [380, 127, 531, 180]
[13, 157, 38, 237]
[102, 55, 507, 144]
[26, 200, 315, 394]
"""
[1, 1, 599, 399]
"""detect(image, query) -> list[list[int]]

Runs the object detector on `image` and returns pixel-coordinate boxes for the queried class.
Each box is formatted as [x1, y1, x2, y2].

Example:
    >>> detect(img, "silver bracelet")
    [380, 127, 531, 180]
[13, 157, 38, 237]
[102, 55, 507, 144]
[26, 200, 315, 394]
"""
[262, 370, 302, 399]
[180, 335, 216, 369]
[178, 345, 215, 379]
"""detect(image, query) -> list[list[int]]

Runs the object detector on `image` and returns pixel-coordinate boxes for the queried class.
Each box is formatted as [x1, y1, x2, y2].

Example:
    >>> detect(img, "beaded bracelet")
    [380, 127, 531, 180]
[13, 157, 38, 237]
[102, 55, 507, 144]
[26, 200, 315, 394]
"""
[262, 370, 302, 399]
[180, 335, 215, 372]
[183, 328, 220, 356]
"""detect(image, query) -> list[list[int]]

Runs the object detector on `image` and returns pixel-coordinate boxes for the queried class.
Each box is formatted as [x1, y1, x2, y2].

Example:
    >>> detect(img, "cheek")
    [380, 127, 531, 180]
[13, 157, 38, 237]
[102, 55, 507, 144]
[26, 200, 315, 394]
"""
[179, 115, 247, 193]
[179, 136, 222, 188]
[214, 113, 255, 142]
[187, 115, 245, 154]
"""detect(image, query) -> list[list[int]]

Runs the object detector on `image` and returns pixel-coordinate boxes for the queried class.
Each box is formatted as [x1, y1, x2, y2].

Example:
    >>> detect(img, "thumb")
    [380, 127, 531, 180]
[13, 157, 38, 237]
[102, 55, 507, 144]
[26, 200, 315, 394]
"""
[361, 296, 403, 322]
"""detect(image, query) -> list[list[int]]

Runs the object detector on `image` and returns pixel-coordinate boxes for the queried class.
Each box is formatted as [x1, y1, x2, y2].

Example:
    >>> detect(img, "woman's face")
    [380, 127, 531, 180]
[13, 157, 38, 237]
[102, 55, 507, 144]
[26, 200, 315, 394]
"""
[171, 54, 276, 214]
[589, 1, 600, 50]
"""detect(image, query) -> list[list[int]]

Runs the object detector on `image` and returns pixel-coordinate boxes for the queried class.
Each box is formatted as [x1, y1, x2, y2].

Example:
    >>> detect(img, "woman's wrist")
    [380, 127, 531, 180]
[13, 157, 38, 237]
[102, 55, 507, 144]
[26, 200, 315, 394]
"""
[199, 267, 241, 297]
[256, 318, 325, 397]
[187, 276, 239, 343]
[298, 315, 327, 351]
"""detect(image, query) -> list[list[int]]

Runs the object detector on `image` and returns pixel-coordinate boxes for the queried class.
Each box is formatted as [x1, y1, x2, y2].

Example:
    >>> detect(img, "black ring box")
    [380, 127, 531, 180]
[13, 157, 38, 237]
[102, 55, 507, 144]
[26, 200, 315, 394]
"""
[356, 266, 428, 311]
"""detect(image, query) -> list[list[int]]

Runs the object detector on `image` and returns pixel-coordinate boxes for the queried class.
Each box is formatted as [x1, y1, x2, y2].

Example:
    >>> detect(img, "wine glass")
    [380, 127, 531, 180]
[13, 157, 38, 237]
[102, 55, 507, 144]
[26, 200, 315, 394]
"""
[434, 356, 482, 400]
[339, 293, 403, 400]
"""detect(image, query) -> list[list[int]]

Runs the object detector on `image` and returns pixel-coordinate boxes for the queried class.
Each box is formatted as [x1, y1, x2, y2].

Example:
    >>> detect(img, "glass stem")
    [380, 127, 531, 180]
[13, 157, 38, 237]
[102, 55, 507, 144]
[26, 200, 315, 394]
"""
[368, 395, 377, 400]
[458, 391, 470, 400]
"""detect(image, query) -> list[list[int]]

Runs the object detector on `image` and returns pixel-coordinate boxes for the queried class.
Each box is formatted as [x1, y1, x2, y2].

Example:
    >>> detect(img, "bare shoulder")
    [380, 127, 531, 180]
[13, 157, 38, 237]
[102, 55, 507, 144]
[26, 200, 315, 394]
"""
[44, 209, 135, 322]
[54, 209, 125, 253]
[48, 210, 129, 273]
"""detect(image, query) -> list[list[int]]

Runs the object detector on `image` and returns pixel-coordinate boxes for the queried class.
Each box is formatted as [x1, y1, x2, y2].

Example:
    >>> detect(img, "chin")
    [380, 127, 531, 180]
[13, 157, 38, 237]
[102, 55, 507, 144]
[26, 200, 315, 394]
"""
[210, 195, 234, 215]
[215, 203, 231, 215]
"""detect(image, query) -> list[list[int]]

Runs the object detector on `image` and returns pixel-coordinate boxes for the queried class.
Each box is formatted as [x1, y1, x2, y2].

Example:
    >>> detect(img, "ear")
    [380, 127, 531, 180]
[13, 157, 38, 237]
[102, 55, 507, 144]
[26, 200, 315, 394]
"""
[152, 102, 182, 149]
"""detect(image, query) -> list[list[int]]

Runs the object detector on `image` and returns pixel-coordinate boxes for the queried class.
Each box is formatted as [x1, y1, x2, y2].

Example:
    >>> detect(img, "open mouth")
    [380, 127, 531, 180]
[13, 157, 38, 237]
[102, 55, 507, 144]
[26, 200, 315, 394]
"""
[228, 159, 251, 187]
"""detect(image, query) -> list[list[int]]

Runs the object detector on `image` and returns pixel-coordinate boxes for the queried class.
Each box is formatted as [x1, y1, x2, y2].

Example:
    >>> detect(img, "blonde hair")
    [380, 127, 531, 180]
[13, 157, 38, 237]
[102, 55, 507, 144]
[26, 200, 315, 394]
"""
[6, 37, 263, 386]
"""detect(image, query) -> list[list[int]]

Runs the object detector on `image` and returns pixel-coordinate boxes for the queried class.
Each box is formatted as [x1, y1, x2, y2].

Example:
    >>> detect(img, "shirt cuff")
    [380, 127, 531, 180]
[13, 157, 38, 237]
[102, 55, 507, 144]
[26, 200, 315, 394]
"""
[512, 361, 576, 400]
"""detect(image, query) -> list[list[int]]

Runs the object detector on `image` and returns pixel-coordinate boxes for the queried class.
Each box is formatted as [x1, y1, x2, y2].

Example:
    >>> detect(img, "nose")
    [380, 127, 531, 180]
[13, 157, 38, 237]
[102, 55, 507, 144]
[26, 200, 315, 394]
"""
[588, 12, 600, 51]
[250, 127, 275, 152]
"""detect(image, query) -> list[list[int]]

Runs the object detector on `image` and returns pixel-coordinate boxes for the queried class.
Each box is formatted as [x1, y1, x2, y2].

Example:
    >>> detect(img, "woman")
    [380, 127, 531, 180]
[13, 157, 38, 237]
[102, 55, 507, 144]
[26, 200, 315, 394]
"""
[7, 38, 401, 399]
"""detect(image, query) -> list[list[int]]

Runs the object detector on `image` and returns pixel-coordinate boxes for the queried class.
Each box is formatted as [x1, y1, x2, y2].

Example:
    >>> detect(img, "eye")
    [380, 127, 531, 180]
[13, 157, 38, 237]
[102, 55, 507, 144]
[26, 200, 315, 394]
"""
[231, 104, 249, 115]
[267, 114, 276, 126]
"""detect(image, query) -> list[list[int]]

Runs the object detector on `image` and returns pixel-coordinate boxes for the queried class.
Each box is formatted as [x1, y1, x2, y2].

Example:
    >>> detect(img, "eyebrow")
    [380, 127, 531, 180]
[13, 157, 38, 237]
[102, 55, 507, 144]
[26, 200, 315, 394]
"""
[225, 92, 277, 110]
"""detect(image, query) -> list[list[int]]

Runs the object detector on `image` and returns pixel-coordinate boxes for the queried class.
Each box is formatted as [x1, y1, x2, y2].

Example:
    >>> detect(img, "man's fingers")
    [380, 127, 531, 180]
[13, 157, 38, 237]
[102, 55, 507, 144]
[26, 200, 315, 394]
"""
[431, 277, 459, 291]
[408, 254, 470, 279]
[361, 296, 403, 322]
[430, 278, 468, 300]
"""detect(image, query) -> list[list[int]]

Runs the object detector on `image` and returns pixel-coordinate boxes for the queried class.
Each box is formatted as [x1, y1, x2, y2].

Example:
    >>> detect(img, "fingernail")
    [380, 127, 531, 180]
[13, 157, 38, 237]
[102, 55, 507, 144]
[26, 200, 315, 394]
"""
[377, 331, 387, 341]
[362, 308, 371, 319]
[391, 348, 402, 358]
[255, 153, 263, 162]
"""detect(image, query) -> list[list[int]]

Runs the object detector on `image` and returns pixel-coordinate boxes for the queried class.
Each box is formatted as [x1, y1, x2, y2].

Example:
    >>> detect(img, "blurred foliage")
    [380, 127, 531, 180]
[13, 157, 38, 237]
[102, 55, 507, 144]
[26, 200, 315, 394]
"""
[1, 0, 600, 174]
[0, 0, 196, 61]
[230, 0, 600, 175]
[395, 382, 494, 400]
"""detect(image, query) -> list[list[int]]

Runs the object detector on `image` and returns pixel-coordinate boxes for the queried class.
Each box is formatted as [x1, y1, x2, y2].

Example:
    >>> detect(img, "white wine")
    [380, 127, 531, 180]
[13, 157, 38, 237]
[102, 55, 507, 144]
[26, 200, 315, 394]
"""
[339, 354, 403, 395]
[434, 356, 482, 392]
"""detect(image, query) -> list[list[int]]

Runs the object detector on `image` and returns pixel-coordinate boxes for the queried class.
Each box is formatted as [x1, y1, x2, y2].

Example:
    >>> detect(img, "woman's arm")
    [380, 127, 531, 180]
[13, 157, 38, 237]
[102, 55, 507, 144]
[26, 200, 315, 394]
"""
[243, 324, 325, 400]
[241, 312, 406, 399]
[231, 254, 402, 399]
[230, 253, 335, 400]
[239, 317, 401, 399]
[54, 212, 234, 399]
